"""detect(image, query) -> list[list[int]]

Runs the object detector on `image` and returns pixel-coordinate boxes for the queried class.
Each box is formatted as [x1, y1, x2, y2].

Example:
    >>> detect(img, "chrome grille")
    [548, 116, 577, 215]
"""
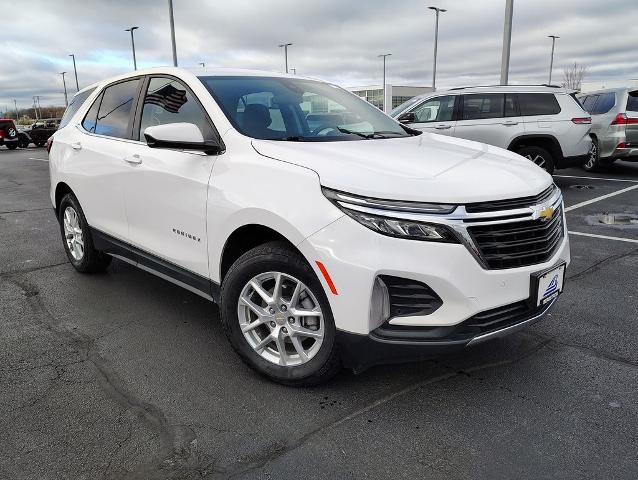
[467, 206, 564, 269]
[465, 185, 556, 213]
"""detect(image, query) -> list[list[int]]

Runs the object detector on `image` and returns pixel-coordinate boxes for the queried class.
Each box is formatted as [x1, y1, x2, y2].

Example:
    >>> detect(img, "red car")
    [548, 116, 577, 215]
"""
[0, 118, 19, 149]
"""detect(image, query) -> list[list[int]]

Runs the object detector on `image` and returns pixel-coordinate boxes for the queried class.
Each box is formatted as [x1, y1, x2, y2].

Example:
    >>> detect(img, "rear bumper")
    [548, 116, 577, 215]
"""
[605, 145, 638, 162]
[337, 298, 556, 372]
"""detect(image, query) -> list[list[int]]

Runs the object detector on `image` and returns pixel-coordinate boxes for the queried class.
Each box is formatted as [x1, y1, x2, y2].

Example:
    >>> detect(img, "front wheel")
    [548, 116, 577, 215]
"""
[220, 241, 341, 386]
[516, 146, 555, 174]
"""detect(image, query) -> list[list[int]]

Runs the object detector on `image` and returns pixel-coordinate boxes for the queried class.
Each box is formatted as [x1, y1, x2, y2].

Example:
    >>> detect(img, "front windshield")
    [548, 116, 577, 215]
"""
[199, 76, 413, 141]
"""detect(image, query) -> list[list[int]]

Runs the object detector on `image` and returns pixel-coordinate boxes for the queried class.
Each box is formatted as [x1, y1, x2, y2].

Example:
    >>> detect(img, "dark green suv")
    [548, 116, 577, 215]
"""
[29, 118, 61, 147]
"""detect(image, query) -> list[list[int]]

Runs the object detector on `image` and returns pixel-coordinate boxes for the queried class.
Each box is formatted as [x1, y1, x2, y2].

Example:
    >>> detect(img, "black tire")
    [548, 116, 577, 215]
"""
[583, 138, 602, 172]
[18, 135, 30, 148]
[220, 241, 341, 386]
[35, 141, 45, 148]
[516, 146, 555, 174]
[58, 193, 112, 273]
[6, 142, 18, 150]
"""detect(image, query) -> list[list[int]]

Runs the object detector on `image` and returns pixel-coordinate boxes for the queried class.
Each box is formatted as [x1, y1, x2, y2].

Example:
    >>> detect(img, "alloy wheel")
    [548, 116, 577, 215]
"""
[63, 206, 84, 261]
[526, 154, 546, 169]
[237, 271, 324, 367]
[585, 142, 598, 169]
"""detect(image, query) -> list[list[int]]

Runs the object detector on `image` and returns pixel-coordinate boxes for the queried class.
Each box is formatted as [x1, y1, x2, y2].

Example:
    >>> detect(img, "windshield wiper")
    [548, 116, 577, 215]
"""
[368, 130, 410, 138]
[272, 136, 307, 142]
[336, 127, 373, 139]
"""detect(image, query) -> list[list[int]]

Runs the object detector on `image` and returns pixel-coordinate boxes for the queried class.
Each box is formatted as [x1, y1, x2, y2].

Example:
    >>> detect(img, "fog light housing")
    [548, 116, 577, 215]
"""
[370, 277, 391, 327]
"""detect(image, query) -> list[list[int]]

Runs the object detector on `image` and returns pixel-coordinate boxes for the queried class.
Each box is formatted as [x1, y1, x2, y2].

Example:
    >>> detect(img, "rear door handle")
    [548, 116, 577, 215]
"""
[435, 124, 451, 130]
[503, 121, 519, 126]
[71, 141, 82, 150]
[123, 154, 142, 165]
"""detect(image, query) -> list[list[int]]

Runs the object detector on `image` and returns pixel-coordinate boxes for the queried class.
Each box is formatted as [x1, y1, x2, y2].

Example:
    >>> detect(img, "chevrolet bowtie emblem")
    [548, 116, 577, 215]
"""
[539, 206, 554, 221]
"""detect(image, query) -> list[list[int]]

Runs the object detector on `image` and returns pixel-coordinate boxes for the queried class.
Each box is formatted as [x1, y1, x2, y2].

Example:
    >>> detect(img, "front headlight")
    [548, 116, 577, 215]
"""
[323, 187, 460, 243]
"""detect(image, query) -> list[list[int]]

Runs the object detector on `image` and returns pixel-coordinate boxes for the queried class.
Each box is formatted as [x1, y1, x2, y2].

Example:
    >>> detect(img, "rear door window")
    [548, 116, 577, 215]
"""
[627, 91, 638, 112]
[82, 79, 140, 138]
[461, 94, 504, 120]
[60, 88, 96, 129]
[591, 93, 615, 114]
[518, 93, 561, 116]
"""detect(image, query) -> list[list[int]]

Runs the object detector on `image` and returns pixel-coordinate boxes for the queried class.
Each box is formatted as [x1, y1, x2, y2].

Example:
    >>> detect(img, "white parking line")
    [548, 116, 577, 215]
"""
[564, 183, 638, 212]
[569, 231, 638, 244]
[554, 174, 638, 183]
[28, 157, 49, 162]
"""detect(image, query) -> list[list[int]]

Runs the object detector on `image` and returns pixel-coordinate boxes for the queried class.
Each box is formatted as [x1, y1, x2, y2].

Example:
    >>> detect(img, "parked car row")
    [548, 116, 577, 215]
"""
[0, 118, 61, 149]
[390, 85, 594, 174]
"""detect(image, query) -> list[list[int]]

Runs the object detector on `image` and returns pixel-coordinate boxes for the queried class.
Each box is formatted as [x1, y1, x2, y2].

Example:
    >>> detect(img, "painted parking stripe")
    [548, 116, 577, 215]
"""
[568, 231, 638, 244]
[28, 157, 48, 162]
[564, 183, 638, 212]
[554, 174, 638, 183]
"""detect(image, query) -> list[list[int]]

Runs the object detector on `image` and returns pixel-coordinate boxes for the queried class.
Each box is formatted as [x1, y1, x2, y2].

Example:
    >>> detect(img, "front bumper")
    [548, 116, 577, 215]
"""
[337, 298, 555, 372]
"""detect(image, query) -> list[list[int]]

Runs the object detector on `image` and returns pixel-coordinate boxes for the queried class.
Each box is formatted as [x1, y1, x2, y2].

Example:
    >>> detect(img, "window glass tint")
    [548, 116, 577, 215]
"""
[82, 93, 102, 133]
[505, 94, 518, 117]
[518, 93, 561, 116]
[410, 96, 455, 122]
[139, 77, 212, 141]
[626, 91, 638, 112]
[462, 94, 504, 120]
[60, 89, 96, 129]
[87, 79, 140, 138]
[591, 93, 615, 114]
[199, 76, 409, 141]
[581, 95, 598, 113]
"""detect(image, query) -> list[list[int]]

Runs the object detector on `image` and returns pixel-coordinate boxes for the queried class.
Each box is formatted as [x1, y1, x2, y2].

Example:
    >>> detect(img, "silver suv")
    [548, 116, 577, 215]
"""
[391, 85, 593, 174]
[578, 88, 638, 171]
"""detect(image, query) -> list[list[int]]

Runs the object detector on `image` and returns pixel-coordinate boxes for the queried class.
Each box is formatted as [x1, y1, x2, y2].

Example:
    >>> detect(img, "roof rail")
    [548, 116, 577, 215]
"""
[448, 84, 563, 91]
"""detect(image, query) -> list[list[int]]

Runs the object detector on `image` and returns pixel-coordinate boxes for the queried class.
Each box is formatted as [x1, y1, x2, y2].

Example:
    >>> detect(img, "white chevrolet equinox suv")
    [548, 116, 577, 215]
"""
[391, 85, 593, 174]
[50, 68, 570, 385]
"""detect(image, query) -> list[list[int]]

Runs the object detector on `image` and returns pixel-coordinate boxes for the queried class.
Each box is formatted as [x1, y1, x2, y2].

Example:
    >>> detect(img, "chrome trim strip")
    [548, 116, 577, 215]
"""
[466, 298, 556, 346]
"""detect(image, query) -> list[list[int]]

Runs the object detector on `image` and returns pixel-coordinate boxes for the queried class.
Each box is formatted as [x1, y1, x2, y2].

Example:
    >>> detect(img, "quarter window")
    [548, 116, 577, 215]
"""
[627, 91, 638, 112]
[60, 88, 96, 129]
[82, 79, 140, 138]
[138, 77, 212, 141]
[410, 96, 455, 123]
[518, 93, 561, 116]
[581, 95, 598, 114]
[591, 93, 615, 115]
[462, 94, 505, 120]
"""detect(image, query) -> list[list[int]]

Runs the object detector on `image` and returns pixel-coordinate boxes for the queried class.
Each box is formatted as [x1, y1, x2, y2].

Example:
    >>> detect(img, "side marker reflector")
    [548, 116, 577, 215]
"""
[315, 261, 338, 295]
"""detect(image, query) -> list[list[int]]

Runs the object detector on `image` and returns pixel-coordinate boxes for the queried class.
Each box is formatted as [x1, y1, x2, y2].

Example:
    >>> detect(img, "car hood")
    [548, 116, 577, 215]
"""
[251, 133, 552, 203]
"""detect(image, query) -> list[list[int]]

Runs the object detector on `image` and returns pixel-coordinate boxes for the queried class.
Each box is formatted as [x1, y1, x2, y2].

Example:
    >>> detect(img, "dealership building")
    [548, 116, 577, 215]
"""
[348, 84, 433, 113]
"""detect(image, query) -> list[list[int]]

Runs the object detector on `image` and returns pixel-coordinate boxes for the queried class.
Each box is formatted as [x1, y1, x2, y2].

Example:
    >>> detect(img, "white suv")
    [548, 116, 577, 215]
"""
[49, 68, 570, 385]
[391, 85, 593, 174]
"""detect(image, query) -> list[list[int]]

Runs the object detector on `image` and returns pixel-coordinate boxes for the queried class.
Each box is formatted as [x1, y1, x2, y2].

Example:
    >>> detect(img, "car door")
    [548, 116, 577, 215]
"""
[401, 95, 458, 136]
[454, 93, 524, 149]
[124, 75, 220, 278]
[71, 77, 143, 241]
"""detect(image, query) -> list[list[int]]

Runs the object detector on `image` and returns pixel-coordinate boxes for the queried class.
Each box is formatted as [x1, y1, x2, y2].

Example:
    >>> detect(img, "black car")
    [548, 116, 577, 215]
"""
[29, 118, 61, 147]
[0, 118, 19, 149]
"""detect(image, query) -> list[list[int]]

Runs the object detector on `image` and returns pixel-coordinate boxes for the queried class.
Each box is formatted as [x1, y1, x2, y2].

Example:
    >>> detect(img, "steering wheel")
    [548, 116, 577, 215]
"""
[310, 123, 340, 136]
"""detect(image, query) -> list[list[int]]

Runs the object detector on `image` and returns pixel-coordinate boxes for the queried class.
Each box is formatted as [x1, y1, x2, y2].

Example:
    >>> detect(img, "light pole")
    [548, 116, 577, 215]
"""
[13, 99, 18, 120]
[69, 54, 79, 91]
[199, 62, 205, 67]
[378, 53, 392, 113]
[500, 0, 514, 85]
[60, 72, 68, 107]
[290, 67, 296, 75]
[125, 27, 139, 70]
[168, 0, 178, 66]
[279, 43, 292, 73]
[428, 6, 446, 91]
[548, 35, 560, 85]
[33, 97, 39, 120]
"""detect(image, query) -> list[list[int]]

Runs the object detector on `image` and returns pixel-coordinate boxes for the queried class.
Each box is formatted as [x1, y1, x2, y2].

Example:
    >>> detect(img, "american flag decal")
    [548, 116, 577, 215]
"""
[145, 84, 188, 113]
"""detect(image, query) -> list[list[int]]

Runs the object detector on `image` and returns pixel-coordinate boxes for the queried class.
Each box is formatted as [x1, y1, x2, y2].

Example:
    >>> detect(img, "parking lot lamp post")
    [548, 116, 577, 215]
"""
[290, 67, 296, 75]
[500, 0, 514, 85]
[14, 99, 18, 120]
[168, 0, 178, 66]
[69, 54, 79, 91]
[125, 27, 139, 70]
[378, 53, 391, 113]
[60, 72, 68, 107]
[428, 6, 446, 91]
[548, 35, 560, 85]
[279, 43, 293, 73]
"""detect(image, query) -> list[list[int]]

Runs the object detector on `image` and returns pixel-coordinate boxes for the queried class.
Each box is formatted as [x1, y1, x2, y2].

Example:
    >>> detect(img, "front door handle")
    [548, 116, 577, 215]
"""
[502, 121, 519, 126]
[124, 154, 142, 165]
[71, 141, 82, 150]
[435, 124, 452, 130]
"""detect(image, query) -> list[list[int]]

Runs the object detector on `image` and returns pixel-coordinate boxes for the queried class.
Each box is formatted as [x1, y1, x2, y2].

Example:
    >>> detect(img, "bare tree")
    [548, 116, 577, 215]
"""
[562, 62, 587, 91]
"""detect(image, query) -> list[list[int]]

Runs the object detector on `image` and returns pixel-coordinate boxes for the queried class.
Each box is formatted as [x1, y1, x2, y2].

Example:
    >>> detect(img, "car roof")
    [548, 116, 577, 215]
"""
[579, 87, 632, 96]
[409, 85, 573, 102]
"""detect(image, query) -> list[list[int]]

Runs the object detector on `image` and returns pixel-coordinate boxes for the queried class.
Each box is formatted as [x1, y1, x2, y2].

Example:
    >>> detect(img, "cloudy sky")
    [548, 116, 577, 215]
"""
[1, 0, 637, 111]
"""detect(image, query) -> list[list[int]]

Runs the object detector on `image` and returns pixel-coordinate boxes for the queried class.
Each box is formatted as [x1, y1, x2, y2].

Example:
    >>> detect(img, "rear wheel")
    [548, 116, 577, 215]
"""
[220, 241, 341, 386]
[583, 138, 602, 172]
[516, 146, 555, 174]
[6, 142, 18, 150]
[58, 193, 111, 273]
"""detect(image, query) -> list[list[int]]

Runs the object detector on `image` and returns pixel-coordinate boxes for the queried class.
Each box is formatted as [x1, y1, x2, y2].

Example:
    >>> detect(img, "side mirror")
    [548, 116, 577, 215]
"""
[398, 112, 416, 124]
[144, 123, 223, 154]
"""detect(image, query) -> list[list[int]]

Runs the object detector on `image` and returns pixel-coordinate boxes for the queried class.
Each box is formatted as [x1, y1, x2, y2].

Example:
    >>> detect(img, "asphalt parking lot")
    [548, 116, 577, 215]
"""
[1, 146, 637, 480]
